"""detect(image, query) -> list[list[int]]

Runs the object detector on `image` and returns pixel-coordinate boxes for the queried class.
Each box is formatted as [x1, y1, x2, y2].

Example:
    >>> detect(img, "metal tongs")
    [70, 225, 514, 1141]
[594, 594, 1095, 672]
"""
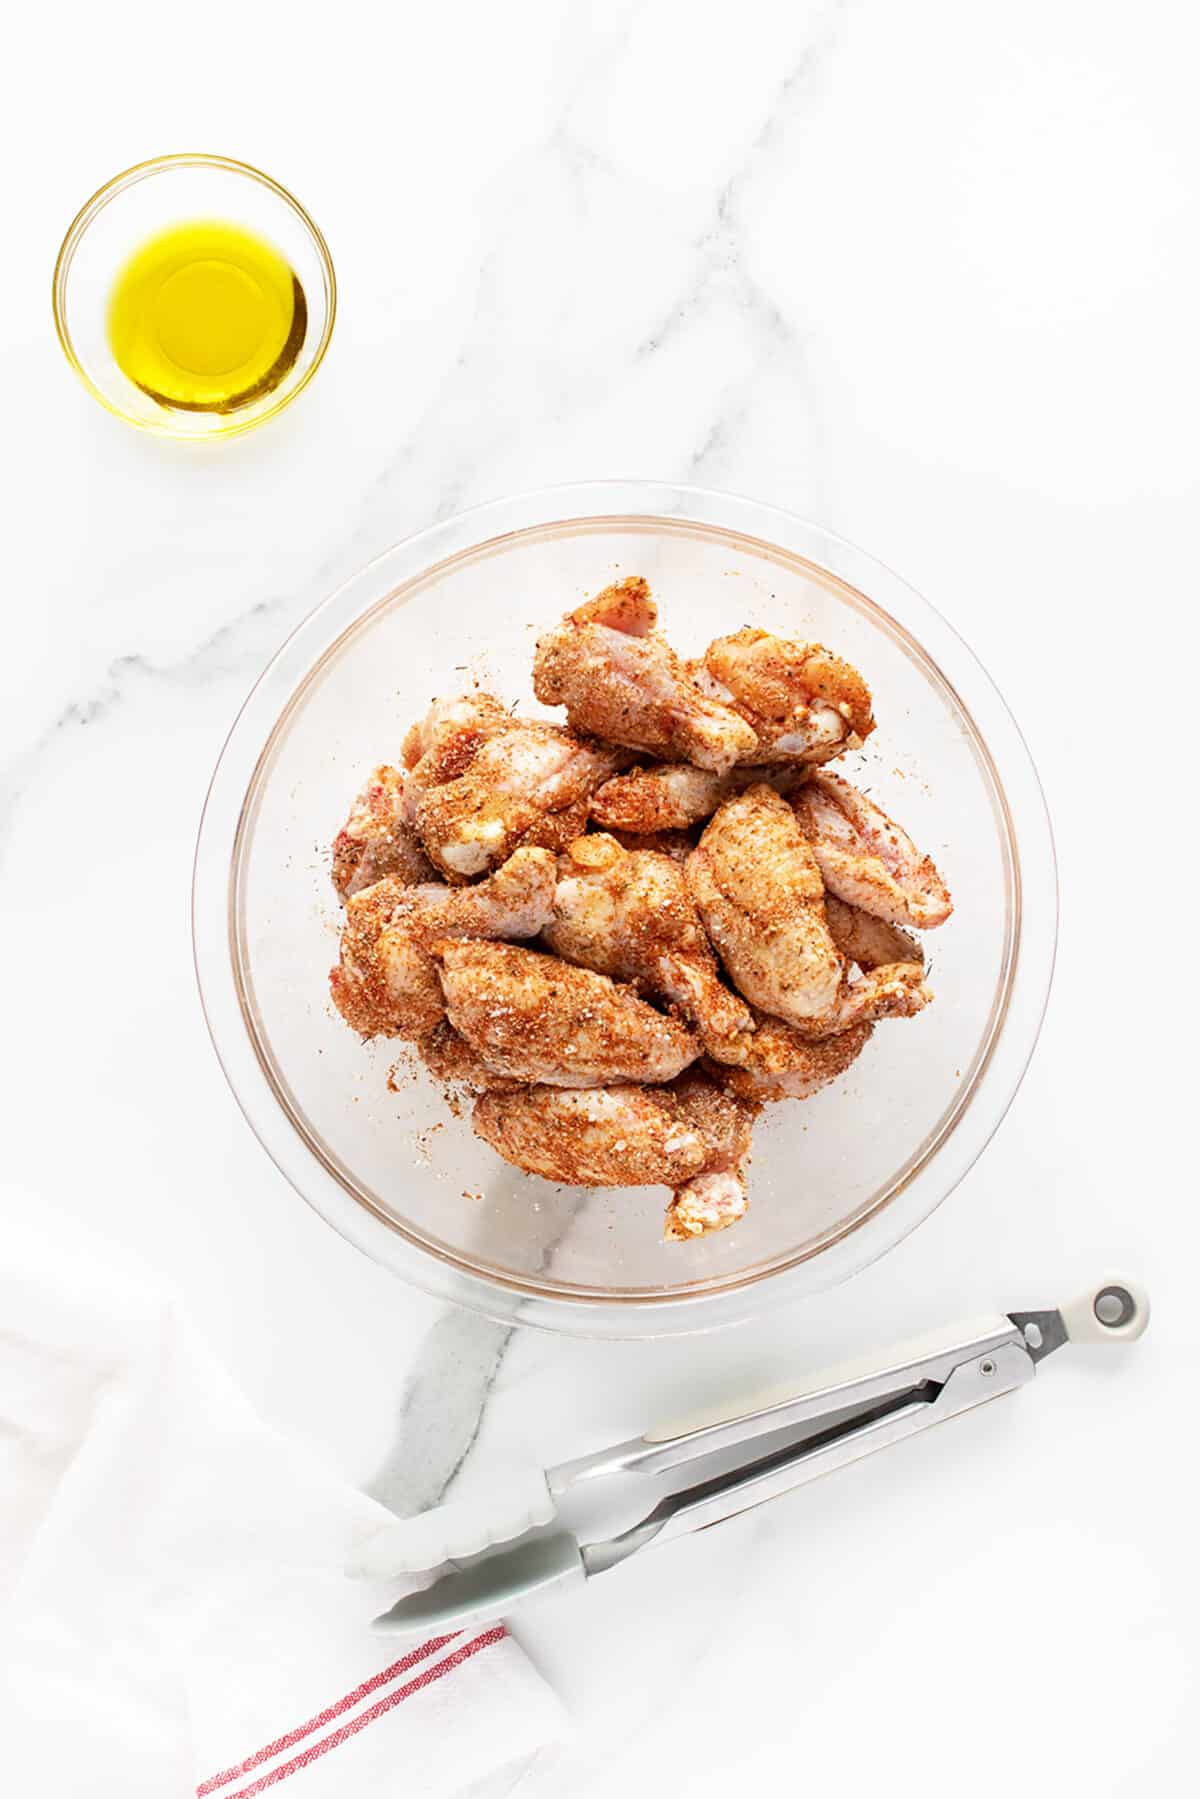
[373, 1275, 1148, 1636]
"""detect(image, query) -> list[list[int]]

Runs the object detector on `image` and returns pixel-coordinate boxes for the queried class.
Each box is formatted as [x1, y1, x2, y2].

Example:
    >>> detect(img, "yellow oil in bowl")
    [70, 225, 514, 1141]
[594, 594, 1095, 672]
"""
[107, 220, 307, 415]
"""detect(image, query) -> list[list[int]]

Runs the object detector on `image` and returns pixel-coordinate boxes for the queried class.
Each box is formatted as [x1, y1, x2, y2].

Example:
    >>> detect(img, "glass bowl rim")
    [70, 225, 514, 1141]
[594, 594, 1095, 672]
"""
[192, 480, 1058, 1338]
[51, 151, 337, 439]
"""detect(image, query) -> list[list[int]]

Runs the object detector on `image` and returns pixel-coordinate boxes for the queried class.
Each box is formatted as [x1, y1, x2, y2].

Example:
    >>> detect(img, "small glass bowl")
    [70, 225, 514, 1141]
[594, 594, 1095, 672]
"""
[52, 153, 336, 440]
[193, 484, 1058, 1337]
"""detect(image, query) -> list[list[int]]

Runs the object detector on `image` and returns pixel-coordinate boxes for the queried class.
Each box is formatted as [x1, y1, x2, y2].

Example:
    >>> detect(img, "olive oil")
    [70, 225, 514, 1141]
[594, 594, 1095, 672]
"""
[107, 220, 306, 414]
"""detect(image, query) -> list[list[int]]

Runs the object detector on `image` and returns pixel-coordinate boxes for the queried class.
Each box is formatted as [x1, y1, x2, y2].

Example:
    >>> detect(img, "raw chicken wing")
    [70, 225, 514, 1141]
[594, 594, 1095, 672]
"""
[330, 848, 556, 1039]
[793, 771, 953, 929]
[591, 762, 807, 833]
[331, 765, 435, 899]
[607, 826, 696, 862]
[708, 1014, 873, 1102]
[697, 627, 875, 764]
[401, 691, 510, 770]
[687, 785, 931, 1040]
[686, 784, 843, 1026]
[413, 716, 625, 880]
[819, 965, 931, 1037]
[417, 1022, 523, 1093]
[824, 894, 924, 970]
[543, 834, 753, 1055]
[662, 1070, 759, 1241]
[473, 1070, 758, 1240]
[434, 940, 699, 1086]
[473, 1084, 709, 1188]
[533, 579, 759, 774]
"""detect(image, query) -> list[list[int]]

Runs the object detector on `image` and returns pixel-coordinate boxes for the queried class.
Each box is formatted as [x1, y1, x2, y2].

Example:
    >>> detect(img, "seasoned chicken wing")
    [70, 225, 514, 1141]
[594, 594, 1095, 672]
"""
[591, 762, 808, 833]
[819, 964, 932, 1035]
[793, 771, 953, 929]
[663, 1176, 750, 1239]
[607, 826, 696, 862]
[434, 940, 700, 1086]
[329, 848, 556, 1039]
[824, 895, 924, 970]
[473, 1084, 710, 1187]
[687, 785, 931, 1040]
[331, 764, 435, 899]
[543, 834, 753, 1055]
[697, 627, 875, 764]
[473, 1069, 758, 1239]
[533, 579, 759, 774]
[662, 1070, 759, 1240]
[687, 784, 844, 1026]
[416, 1022, 523, 1093]
[412, 716, 625, 880]
[707, 1014, 873, 1102]
[401, 691, 510, 770]
[401, 699, 515, 861]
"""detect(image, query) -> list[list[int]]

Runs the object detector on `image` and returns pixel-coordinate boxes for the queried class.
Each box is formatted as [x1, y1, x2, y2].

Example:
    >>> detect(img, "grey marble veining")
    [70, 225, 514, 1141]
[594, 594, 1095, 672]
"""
[365, 1310, 514, 1516]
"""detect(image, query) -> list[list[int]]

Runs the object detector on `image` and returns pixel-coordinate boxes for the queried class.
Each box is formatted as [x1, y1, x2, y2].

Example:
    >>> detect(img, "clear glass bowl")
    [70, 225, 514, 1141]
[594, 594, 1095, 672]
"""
[192, 484, 1057, 1336]
[53, 153, 335, 439]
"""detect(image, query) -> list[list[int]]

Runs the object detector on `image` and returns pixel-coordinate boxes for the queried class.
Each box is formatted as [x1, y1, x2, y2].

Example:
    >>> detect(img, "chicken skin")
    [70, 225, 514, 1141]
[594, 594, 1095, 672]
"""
[411, 715, 625, 880]
[687, 785, 931, 1040]
[793, 771, 953, 930]
[697, 627, 875, 764]
[434, 940, 700, 1086]
[821, 965, 932, 1036]
[687, 784, 844, 1026]
[824, 895, 924, 970]
[473, 1083, 709, 1187]
[607, 826, 696, 862]
[330, 848, 556, 1039]
[473, 1069, 758, 1240]
[543, 834, 753, 1055]
[661, 1070, 759, 1240]
[400, 695, 515, 863]
[331, 765, 435, 900]
[533, 579, 759, 774]
[591, 762, 808, 833]
[416, 1022, 523, 1093]
[401, 691, 511, 770]
[708, 1014, 873, 1102]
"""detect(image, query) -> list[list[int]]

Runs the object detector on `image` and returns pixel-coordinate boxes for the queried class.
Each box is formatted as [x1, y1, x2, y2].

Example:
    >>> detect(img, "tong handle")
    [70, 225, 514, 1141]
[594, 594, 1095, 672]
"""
[641, 1314, 1018, 1449]
[553, 1277, 1151, 1497]
[587, 1340, 1036, 1571]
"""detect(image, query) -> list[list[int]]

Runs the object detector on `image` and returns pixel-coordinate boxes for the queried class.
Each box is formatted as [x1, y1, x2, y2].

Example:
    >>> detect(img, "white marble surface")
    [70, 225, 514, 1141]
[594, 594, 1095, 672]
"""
[4, 2, 1198, 1792]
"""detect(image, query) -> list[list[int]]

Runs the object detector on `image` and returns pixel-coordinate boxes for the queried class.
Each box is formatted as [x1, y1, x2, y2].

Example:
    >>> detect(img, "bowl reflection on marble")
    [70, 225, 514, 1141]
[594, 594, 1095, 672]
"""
[192, 483, 1057, 1337]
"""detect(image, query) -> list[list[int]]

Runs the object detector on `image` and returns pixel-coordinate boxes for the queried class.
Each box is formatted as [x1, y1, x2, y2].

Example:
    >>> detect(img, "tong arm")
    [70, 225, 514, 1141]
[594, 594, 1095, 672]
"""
[582, 1338, 1035, 1572]
[549, 1313, 1023, 1495]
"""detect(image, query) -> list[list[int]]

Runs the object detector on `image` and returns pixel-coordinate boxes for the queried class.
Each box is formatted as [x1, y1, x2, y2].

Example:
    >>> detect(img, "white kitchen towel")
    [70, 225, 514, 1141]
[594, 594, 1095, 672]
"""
[0, 1192, 566, 1799]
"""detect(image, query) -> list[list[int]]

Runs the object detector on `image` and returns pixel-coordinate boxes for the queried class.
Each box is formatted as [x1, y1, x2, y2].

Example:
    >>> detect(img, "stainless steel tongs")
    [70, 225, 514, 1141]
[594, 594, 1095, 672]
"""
[372, 1275, 1148, 1636]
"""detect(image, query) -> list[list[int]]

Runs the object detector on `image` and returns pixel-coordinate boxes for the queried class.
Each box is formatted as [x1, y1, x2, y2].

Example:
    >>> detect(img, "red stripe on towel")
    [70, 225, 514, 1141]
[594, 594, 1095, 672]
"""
[209, 1629, 505, 1799]
[195, 1632, 462, 1794]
